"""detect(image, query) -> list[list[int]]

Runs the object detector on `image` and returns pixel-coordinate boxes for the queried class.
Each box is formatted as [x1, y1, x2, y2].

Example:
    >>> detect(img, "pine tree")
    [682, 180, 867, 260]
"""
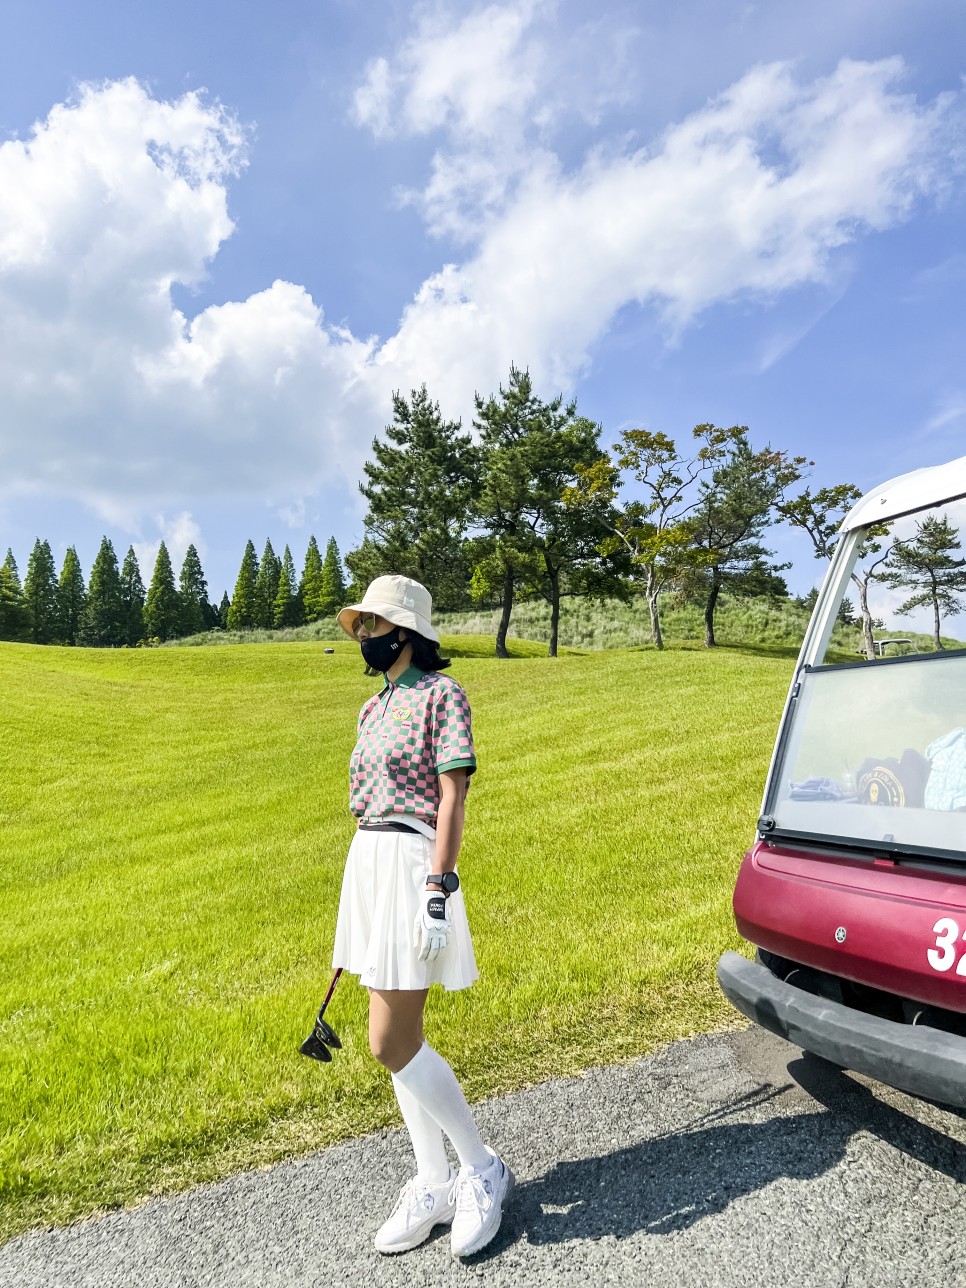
[254, 539, 281, 629]
[144, 542, 180, 641]
[80, 537, 124, 646]
[218, 591, 231, 628]
[0, 554, 32, 642]
[57, 546, 87, 645]
[23, 538, 59, 644]
[300, 536, 324, 622]
[472, 367, 618, 657]
[227, 541, 259, 629]
[3, 549, 20, 584]
[272, 545, 304, 628]
[882, 513, 966, 651]
[346, 385, 480, 610]
[178, 544, 209, 637]
[119, 547, 146, 646]
[318, 537, 347, 618]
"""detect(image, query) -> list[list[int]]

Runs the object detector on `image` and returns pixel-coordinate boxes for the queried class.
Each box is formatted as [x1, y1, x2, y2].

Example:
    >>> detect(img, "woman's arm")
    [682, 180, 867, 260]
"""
[430, 768, 468, 880]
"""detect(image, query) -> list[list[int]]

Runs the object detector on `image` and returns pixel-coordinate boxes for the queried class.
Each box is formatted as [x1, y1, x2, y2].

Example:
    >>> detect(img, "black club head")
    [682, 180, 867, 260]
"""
[311, 1016, 342, 1049]
[300, 1031, 334, 1062]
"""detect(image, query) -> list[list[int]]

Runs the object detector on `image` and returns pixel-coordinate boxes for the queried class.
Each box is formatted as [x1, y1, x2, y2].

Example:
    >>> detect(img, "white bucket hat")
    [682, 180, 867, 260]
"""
[337, 574, 440, 645]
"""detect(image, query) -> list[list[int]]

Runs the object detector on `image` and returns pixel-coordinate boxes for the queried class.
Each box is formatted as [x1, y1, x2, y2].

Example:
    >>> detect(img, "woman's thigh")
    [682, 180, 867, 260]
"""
[368, 988, 430, 1072]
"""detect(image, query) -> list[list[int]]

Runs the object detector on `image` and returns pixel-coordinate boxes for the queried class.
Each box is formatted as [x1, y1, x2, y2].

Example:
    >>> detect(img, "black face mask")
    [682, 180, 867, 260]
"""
[360, 625, 403, 673]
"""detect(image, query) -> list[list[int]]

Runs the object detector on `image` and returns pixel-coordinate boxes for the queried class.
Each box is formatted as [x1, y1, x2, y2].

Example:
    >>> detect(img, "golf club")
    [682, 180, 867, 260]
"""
[300, 967, 343, 1062]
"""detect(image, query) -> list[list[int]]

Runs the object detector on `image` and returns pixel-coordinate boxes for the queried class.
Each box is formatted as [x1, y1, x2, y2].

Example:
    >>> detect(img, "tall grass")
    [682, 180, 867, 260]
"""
[171, 593, 957, 655]
[0, 637, 792, 1238]
[437, 594, 836, 652]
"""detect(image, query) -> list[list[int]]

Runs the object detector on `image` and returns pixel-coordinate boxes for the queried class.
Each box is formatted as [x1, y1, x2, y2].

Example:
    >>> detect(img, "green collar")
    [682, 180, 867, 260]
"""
[385, 665, 424, 689]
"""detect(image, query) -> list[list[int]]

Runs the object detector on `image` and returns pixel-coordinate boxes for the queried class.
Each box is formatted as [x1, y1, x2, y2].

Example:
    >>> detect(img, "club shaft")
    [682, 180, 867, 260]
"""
[319, 967, 343, 1015]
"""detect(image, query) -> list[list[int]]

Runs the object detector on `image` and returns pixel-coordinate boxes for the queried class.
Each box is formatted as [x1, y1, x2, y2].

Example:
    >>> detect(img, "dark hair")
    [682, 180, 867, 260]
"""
[406, 629, 451, 672]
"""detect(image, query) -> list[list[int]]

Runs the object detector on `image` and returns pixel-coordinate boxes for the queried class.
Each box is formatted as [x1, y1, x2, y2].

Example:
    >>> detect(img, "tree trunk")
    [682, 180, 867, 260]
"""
[495, 563, 513, 659]
[934, 595, 943, 651]
[704, 575, 721, 648]
[852, 573, 876, 661]
[645, 564, 664, 650]
[548, 567, 560, 658]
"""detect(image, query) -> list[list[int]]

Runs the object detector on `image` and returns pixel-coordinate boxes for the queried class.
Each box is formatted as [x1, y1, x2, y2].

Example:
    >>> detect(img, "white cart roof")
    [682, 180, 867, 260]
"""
[841, 453, 966, 532]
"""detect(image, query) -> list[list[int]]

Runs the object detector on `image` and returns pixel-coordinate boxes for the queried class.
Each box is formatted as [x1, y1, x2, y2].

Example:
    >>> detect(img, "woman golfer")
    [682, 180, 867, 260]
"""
[333, 574, 513, 1258]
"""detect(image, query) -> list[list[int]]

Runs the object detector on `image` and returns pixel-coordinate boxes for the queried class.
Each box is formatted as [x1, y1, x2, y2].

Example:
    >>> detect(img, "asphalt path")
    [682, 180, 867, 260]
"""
[3, 1026, 966, 1288]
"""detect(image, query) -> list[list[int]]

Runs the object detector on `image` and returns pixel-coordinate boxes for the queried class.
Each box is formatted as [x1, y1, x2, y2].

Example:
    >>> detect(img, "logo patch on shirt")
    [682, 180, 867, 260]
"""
[392, 706, 413, 721]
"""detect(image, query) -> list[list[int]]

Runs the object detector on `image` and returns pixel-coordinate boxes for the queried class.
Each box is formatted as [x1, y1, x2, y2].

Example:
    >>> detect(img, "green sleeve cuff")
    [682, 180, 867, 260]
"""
[437, 757, 477, 776]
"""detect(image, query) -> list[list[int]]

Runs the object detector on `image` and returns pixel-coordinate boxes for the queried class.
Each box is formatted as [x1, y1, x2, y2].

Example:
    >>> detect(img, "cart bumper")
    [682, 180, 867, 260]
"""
[717, 950, 966, 1109]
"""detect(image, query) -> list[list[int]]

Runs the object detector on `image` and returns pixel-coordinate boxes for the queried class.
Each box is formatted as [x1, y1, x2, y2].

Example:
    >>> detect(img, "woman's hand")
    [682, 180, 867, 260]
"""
[413, 889, 452, 962]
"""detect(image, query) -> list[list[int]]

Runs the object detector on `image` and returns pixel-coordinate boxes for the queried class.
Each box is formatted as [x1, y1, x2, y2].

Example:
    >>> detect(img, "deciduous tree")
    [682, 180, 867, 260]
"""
[778, 483, 887, 660]
[568, 428, 730, 649]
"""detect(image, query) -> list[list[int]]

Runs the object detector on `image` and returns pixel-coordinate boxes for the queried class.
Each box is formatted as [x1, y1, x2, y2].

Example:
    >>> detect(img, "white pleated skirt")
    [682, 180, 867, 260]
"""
[332, 828, 479, 991]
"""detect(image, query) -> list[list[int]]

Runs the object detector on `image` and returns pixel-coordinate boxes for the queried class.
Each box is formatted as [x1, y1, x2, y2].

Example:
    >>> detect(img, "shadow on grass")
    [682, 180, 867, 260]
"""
[441, 634, 589, 660]
[467, 1055, 966, 1260]
[619, 639, 802, 661]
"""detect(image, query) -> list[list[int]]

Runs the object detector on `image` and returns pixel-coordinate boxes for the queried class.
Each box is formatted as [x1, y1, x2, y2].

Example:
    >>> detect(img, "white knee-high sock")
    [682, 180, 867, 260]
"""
[391, 1073, 451, 1184]
[393, 1043, 491, 1172]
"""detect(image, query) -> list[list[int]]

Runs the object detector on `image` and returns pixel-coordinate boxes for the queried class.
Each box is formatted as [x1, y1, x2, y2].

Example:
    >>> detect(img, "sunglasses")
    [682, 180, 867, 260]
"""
[351, 612, 380, 638]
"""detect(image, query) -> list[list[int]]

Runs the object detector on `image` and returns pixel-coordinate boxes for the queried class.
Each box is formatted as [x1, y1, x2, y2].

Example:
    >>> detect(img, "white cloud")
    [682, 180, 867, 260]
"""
[356, 2, 642, 242]
[277, 497, 306, 529]
[924, 393, 966, 434]
[0, 54, 961, 522]
[133, 511, 205, 585]
[378, 57, 960, 408]
[353, 2, 545, 142]
[750, 279, 850, 373]
[0, 79, 381, 509]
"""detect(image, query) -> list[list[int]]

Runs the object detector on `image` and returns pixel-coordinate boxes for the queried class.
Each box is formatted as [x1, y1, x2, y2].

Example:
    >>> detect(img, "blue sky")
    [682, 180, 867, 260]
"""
[1, 0, 964, 620]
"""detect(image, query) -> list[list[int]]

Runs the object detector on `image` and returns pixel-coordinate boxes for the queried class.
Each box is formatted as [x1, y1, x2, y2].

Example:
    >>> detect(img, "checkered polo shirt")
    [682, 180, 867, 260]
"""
[349, 665, 477, 829]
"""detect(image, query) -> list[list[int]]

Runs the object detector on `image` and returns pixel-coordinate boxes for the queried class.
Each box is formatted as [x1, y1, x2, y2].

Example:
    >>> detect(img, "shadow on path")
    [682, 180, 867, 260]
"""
[467, 1053, 966, 1261]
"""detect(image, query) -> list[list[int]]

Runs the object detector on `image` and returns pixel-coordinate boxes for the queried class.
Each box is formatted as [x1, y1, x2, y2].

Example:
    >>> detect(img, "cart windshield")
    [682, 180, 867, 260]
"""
[766, 498, 966, 860]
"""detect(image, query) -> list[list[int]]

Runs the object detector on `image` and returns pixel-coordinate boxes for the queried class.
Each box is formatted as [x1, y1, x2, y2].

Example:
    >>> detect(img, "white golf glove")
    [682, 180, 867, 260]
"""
[413, 889, 452, 963]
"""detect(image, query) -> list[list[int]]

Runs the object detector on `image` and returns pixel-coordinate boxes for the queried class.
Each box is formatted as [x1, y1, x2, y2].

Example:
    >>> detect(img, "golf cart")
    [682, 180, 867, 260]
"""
[870, 638, 919, 658]
[718, 454, 966, 1107]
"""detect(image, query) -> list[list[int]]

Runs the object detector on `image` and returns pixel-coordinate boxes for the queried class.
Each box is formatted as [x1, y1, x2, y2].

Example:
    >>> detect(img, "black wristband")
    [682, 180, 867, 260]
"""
[426, 872, 460, 895]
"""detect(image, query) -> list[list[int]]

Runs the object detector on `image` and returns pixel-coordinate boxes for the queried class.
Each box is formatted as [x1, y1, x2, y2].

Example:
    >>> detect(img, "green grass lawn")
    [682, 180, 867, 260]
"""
[0, 637, 792, 1239]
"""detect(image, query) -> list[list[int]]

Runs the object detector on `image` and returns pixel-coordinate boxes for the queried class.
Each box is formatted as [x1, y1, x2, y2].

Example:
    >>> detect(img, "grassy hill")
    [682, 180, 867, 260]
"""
[0, 637, 793, 1237]
[167, 593, 963, 655]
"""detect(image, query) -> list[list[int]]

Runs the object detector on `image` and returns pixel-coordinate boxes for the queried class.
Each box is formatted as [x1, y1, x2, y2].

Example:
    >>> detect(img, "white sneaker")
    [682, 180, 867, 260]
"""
[374, 1171, 457, 1255]
[449, 1148, 514, 1257]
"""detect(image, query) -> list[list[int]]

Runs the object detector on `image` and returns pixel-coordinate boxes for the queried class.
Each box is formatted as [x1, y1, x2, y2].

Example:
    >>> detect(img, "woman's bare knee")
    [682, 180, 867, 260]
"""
[368, 989, 427, 1072]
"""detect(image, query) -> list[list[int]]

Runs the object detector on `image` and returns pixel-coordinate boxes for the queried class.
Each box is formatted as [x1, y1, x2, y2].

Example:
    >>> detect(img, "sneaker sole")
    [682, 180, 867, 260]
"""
[374, 1208, 456, 1256]
[452, 1165, 515, 1258]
